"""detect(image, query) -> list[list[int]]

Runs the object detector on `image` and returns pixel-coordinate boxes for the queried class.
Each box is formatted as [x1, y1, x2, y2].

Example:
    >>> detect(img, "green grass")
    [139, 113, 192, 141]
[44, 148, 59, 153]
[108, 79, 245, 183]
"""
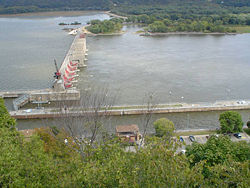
[24, 103, 184, 113]
[70, 104, 183, 111]
[243, 128, 250, 136]
[229, 25, 250, 33]
[174, 130, 217, 137]
[108, 104, 183, 110]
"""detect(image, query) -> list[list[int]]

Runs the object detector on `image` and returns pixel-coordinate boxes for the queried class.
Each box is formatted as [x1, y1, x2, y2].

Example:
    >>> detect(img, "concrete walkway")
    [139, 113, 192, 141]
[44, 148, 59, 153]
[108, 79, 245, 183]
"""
[9, 100, 250, 119]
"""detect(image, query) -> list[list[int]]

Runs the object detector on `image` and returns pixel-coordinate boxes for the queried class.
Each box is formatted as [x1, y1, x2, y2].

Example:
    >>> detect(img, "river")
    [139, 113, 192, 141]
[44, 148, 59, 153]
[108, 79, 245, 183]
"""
[16, 110, 250, 133]
[0, 11, 109, 91]
[0, 12, 249, 131]
[80, 25, 250, 104]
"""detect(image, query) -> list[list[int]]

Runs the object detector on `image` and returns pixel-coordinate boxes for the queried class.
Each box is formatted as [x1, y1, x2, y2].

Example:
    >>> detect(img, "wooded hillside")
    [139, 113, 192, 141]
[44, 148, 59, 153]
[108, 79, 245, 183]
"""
[0, 0, 249, 14]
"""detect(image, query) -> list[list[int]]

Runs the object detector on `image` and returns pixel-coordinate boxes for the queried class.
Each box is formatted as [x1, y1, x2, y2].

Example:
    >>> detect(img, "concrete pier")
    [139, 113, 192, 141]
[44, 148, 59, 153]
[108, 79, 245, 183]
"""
[9, 100, 250, 119]
[53, 28, 87, 91]
[59, 30, 87, 74]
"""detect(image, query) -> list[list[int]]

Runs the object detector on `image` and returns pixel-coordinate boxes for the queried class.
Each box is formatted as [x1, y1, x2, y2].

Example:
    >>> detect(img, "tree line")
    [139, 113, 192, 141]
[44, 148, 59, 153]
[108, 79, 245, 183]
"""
[86, 18, 123, 34]
[114, 2, 250, 33]
[0, 0, 112, 14]
[1, 0, 250, 14]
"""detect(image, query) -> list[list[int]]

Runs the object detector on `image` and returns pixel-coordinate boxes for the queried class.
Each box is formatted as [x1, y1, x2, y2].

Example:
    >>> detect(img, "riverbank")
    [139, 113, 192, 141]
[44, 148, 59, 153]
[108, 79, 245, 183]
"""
[82, 25, 126, 36]
[139, 31, 238, 36]
[104, 11, 127, 20]
[0, 10, 123, 19]
[0, 10, 105, 17]
[229, 25, 250, 33]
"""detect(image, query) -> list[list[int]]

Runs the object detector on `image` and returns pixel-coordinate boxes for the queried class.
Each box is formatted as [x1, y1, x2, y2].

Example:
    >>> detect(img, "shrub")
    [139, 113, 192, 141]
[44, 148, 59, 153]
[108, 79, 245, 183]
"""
[219, 111, 243, 133]
[247, 121, 250, 128]
[154, 118, 175, 138]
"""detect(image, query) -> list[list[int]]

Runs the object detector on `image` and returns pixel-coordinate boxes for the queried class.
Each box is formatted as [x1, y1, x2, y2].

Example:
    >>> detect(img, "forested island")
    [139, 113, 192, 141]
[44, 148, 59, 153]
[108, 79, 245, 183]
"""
[116, 2, 250, 33]
[86, 18, 123, 34]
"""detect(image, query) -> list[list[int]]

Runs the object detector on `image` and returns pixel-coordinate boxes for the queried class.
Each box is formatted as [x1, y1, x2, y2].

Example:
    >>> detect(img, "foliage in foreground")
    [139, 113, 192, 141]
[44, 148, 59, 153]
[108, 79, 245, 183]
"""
[0, 98, 250, 187]
[186, 135, 250, 167]
[186, 135, 250, 187]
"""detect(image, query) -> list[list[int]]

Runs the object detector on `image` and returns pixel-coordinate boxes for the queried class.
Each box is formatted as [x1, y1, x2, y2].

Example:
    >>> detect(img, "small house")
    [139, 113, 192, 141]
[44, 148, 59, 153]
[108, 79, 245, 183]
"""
[116, 124, 140, 144]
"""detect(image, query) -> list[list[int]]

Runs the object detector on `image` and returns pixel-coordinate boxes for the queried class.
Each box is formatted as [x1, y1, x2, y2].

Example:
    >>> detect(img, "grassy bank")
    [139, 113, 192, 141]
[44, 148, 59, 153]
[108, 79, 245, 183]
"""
[174, 130, 217, 137]
[229, 25, 250, 33]
[244, 128, 250, 136]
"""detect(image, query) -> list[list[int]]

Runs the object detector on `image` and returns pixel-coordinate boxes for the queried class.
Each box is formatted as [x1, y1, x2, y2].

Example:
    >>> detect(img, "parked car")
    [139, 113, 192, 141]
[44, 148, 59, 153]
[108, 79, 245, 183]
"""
[181, 149, 186, 154]
[233, 133, 242, 139]
[179, 136, 184, 142]
[189, 135, 195, 142]
[237, 100, 246, 105]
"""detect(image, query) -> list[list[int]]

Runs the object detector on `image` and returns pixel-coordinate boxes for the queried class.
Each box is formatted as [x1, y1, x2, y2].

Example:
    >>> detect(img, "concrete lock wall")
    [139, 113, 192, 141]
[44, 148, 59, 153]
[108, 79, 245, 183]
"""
[29, 91, 80, 102]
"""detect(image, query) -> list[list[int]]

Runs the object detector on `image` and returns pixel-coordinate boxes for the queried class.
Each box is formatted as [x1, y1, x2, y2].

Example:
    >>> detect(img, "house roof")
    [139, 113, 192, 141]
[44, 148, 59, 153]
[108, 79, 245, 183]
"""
[116, 124, 139, 133]
[19, 129, 35, 137]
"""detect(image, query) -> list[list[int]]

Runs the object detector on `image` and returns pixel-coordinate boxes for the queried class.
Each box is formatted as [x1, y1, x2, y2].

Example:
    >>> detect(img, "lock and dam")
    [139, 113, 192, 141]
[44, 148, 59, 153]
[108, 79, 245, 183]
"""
[1, 27, 250, 119]
[1, 27, 87, 111]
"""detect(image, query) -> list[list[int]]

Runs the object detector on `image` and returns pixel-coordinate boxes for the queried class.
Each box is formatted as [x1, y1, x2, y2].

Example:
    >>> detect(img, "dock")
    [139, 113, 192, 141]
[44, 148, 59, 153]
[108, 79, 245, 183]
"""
[1, 27, 87, 110]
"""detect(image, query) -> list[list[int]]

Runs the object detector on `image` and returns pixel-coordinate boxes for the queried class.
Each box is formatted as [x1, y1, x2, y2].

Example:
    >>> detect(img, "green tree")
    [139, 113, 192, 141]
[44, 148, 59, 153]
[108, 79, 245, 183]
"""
[0, 97, 8, 116]
[79, 136, 204, 187]
[90, 19, 101, 25]
[186, 135, 250, 180]
[148, 21, 168, 32]
[202, 160, 250, 187]
[247, 121, 250, 128]
[87, 19, 122, 34]
[186, 135, 250, 167]
[219, 111, 244, 133]
[154, 118, 175, 138]
[0, 97, 15, 129]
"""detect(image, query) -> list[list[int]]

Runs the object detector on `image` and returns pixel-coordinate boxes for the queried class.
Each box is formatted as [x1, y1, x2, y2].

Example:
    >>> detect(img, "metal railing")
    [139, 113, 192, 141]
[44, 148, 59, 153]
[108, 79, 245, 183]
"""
[13, 94, 30, 111]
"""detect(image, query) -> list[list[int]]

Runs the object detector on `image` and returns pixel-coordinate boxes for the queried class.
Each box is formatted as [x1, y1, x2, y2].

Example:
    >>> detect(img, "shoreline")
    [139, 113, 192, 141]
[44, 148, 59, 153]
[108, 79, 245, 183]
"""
[87, 30, 126, 36]
[82, 25, 126, 36]
[0, 10, 105, 18]
[0, 10, 126, 18]
[140, 31, 238, 36]
[104, 11, 127, 20]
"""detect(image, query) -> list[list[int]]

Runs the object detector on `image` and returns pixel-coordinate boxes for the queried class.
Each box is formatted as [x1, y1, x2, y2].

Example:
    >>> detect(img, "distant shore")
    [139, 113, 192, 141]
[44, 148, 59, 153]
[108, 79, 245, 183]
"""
[104, 11, 127, 20]
[0, 10, 105, 17]
[139, 31, 238, 36]
[86, 30, 126, 36]
[0, 10, 126, 18]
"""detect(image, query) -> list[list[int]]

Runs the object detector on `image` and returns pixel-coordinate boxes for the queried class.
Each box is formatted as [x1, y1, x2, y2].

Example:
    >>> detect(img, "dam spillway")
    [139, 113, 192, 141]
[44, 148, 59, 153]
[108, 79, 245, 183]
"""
[54, 28, 87, 90]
